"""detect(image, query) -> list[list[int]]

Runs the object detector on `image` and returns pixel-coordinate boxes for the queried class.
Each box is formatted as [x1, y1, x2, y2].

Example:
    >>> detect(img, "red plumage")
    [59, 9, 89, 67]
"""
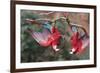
[30, 26, 61, 52]
[70, 32, 83, 54]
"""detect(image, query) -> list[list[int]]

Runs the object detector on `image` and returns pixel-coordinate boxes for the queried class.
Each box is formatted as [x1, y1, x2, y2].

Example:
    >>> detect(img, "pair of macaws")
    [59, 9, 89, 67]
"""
[26, 18, 89, 54]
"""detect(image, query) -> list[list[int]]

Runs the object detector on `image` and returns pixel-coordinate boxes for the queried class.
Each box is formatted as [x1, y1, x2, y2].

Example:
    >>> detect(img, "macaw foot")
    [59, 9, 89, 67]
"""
[70, 48, 76, 54]
[54, 48, 60, 52]
[52, 45, 60, 52]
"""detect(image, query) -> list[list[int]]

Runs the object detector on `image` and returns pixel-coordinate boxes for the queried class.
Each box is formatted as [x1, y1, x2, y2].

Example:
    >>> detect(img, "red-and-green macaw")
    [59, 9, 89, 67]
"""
[69, 23, 89, 54]
[27, 19, 61, 52]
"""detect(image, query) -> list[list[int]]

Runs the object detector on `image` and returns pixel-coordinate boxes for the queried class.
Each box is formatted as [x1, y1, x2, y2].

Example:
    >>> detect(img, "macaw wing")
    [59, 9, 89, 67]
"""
[71, 23, 88, 38]
[31, 28, 51, 46]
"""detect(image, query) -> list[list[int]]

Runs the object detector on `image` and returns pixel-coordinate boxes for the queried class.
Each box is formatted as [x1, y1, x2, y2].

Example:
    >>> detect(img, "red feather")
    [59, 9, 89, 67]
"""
[70, 32, 83, 54]
[70, 32, 89, 54]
